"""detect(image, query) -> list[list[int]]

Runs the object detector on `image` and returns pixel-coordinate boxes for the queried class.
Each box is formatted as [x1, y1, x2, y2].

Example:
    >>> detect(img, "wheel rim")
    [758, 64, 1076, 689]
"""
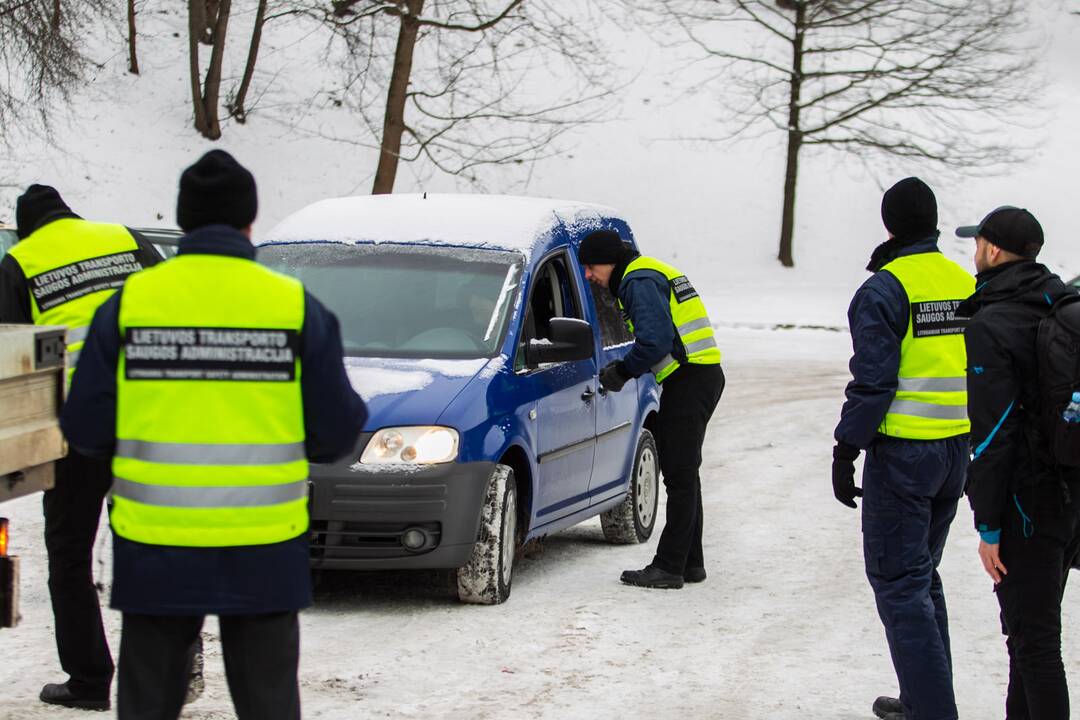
[500, 487, 517, 587]
[636, 446, 657, 528]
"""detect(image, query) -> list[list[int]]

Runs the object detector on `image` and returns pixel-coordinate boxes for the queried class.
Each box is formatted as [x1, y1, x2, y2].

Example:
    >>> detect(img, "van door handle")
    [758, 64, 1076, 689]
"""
[581, 387, 595, 402]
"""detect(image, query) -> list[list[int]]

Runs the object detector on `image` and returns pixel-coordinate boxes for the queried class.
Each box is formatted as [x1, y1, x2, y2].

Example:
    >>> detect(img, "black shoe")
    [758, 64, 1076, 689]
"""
[620, 565, 684, 589]
[873, 696, 904, 719]
[684, 567, 707, 583]
[40, 682, 110, 711]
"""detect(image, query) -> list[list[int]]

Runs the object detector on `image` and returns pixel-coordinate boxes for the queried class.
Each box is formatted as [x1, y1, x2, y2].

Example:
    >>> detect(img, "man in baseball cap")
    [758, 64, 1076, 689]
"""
[955, 204, 1080, 719]
[955, 206, 1044, 266]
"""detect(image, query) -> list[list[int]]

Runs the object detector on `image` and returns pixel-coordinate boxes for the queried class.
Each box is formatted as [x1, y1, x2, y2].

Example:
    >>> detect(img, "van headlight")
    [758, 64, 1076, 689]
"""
[360, 427, 459, 465]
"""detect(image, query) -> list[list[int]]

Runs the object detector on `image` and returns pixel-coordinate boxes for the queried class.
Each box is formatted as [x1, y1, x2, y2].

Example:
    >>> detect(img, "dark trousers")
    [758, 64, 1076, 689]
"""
[651, 363, 724, 575]
[43, 449, 114, 696]
[862, 435, 968, 720]
[996, 481, 1080, 720]
[117, 611, 301, 720]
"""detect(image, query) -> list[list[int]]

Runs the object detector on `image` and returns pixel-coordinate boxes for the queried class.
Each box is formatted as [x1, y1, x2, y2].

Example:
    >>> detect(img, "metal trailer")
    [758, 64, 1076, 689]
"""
[0, 324, 67, 628]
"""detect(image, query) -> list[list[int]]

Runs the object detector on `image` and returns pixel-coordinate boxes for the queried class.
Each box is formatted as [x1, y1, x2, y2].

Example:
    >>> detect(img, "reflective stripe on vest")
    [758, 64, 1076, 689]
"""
[112, 477, 308, 507]
[111, 254, 309, 548]
[618, 256, 721, 383]
[878, 252, 975, 440]
[7, 218, 145, 384]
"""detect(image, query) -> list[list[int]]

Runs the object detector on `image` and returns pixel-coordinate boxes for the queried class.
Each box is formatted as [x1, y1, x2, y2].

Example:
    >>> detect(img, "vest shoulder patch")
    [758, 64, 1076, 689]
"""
[670, 275, 699, 303]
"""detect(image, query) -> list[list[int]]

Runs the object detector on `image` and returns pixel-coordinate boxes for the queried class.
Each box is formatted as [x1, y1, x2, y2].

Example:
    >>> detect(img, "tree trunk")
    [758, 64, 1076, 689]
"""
[371, 0, 425, 195]
[199, 0, 231, 140]
[127, 0, 139, 75]
[777, 1, 806, 268]
[200, 0, 220, 44]
[189, 1, 209, 136]
[229, 0, 267, 123]
[50, 0, 60, 31]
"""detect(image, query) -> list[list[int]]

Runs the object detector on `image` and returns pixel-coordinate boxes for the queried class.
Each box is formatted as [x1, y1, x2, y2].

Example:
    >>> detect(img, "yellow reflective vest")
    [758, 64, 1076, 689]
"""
[7, 218, 145, 383]
[618, 256, 721, 383]
[878, 252, 975, 440]
[111, 253, 309, 547]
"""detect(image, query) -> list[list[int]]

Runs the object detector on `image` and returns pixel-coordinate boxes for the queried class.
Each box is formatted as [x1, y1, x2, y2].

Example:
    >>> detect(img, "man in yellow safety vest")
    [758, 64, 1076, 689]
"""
[579, 230, 724, 590]
[832, 177, 973, 720]
[60, 150, 367, 720]
[0, 185, 161, 711]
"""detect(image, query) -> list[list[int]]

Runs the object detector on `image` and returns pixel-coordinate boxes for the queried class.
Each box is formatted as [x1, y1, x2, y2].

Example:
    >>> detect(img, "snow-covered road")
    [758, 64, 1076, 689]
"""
[1, 328, 1075, 719]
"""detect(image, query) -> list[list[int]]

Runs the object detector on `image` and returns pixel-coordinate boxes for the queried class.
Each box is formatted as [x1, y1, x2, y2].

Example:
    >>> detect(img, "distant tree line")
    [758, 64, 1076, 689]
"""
[0, 0, 1053, 266]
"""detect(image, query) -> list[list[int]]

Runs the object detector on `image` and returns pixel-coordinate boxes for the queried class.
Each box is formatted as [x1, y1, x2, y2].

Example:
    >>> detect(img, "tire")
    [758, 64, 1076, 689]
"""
[601, 429, 659, 544]
[456, 464, 517, 605]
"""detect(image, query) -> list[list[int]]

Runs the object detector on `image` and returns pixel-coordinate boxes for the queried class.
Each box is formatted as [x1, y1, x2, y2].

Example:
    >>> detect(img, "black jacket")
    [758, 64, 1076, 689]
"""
[0, 217, 162, 323]
[959, 260, 1080, 535]
[60, 225, 368, 614]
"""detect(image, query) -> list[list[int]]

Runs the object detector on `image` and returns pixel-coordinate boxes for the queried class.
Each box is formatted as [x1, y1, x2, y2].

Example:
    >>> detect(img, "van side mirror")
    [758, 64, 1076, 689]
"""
[527, 317, 594, 365]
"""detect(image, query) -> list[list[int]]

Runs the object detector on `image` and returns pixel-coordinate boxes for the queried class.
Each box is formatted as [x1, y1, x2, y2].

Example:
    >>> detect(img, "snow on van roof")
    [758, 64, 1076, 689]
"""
[260, 193, 617, 254]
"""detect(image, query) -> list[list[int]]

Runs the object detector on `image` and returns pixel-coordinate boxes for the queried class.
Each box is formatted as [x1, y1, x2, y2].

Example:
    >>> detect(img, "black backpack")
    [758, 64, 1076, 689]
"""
[1036, 293, 1080, 467]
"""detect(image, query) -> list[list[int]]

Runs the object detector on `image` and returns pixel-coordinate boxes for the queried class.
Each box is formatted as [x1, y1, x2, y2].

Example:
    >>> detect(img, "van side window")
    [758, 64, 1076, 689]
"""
[515, 254, 584, 370]
[590, 283, 634, 347]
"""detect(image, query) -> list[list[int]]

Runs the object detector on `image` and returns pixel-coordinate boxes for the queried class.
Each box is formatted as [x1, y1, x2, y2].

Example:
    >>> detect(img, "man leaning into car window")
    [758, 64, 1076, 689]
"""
[579, 230, 725, 590]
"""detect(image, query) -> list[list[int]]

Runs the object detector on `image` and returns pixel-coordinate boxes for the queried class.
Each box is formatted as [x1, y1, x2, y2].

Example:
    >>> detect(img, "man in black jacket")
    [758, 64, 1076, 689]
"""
[0, 186, 161, 711]
[957, 206, 1080, 720]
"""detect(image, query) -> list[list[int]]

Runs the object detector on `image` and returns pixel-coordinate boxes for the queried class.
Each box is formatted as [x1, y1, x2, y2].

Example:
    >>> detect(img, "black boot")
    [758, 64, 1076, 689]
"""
[40, 682, 110, 711]
[684, 566, 707, 583]
[873, 696, 904, 719]
[620, 565, 684, 589]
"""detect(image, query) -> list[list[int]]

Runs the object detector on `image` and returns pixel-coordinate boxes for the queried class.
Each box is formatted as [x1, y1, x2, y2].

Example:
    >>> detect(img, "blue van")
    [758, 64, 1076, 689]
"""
[259, 195, 661, 604]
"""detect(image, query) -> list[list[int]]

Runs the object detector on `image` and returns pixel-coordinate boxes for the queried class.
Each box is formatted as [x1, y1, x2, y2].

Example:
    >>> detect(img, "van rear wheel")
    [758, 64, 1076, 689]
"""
[455, 464, 516, 605]
[601, 429, 658, 544]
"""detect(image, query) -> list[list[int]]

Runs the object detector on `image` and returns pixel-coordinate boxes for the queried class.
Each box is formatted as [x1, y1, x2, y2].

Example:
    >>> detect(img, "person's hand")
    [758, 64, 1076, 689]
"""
[599, 361, 629, 392]
[979, 540, 1008, 584]
[832, 441, 862, 509]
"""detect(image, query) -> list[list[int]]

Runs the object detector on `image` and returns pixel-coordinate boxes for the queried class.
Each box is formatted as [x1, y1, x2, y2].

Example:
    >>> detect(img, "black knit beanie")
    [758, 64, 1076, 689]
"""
[15, 184, 74, 239]
[881, 177, 937, 241]
[176, 150, 258, 232]
[577, 230, 627, 265]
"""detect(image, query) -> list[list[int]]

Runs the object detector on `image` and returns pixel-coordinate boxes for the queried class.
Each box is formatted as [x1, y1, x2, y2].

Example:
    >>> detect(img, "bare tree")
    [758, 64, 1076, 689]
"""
[295, 0, 618, 194]
[127, 0, 139, 74]
[227, 0, 269, 122]
[0, 0, 114, 133]
[641, 0, 1038, 267]
[188, 0, 232, 139]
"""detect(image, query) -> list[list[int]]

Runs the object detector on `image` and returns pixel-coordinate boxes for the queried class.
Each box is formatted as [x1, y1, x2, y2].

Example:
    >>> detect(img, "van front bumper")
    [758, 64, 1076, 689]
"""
[307, 450, 494, 570]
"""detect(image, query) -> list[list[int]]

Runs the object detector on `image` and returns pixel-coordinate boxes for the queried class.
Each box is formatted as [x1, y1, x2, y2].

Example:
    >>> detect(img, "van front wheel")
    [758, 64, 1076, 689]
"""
[601, 429, 658, 544]
[456, 464, 517, 605]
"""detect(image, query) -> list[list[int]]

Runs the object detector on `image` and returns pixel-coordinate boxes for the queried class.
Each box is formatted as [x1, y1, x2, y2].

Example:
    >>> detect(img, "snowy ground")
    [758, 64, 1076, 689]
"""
[2, 327, 1076, 720]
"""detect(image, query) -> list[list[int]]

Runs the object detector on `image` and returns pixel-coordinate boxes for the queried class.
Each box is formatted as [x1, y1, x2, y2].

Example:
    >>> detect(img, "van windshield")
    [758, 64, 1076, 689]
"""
[259, 242, 522, 359]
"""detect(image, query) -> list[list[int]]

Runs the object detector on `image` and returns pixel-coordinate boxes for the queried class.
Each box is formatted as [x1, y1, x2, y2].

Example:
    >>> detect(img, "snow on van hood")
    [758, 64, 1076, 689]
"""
[261, 193, 615, 255]
[344, 356, 496, 430]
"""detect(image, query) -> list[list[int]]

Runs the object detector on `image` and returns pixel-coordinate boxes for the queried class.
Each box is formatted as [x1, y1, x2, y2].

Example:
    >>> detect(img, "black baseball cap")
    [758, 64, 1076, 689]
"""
[955, 206, 1043, 256]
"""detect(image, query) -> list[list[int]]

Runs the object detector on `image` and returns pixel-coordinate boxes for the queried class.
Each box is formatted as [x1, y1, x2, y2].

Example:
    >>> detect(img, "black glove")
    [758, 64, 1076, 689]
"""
[832, 441, 862, 509]
[599, 361, 630, 392]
